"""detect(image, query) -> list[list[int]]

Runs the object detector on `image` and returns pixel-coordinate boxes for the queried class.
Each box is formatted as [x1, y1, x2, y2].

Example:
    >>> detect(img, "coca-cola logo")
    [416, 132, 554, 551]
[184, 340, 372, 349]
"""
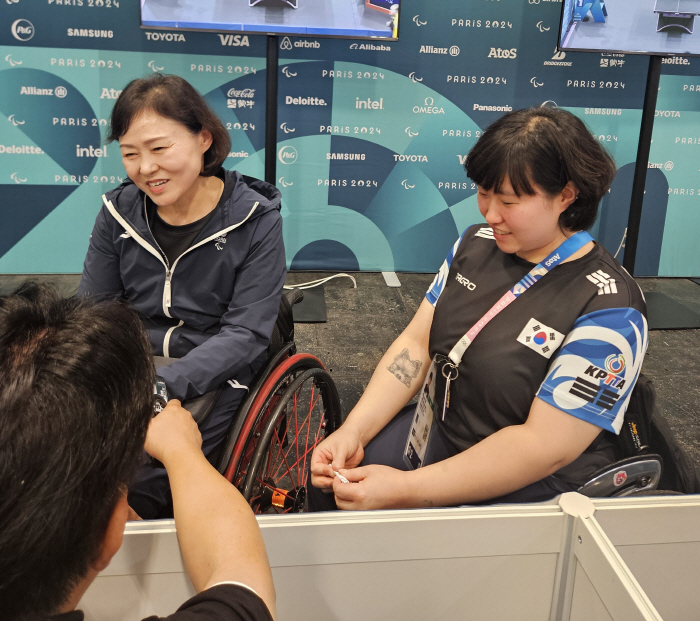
[227, 88, 255, 99]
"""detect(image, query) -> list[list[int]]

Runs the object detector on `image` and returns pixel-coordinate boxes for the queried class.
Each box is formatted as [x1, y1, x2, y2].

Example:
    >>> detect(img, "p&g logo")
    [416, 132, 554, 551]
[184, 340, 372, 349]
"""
[11, 19, 34, 41]
[278, 146, 298, 165]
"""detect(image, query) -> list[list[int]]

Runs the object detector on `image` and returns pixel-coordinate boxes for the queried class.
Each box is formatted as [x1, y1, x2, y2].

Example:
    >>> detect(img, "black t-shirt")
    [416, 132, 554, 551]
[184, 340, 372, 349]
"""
[48, 584, 273, 621]
[425, 225, 648, 486]
[147, 169, 236, 267]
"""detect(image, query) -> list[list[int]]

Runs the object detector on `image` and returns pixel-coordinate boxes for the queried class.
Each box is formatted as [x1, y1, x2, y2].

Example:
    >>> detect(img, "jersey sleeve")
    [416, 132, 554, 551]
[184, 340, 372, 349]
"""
[425, 228, 469, 306]
[536, 307, 648, 434]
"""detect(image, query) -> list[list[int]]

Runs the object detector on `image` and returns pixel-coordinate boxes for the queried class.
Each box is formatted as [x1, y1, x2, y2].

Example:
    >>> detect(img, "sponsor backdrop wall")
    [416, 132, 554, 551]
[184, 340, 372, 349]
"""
[1, 0, 698, 276]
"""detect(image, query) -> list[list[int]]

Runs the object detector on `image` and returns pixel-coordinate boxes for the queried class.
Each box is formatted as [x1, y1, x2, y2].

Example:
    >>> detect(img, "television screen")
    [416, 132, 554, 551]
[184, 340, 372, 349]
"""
[141, 0, 401, 40]
[559, 0, 700, 56]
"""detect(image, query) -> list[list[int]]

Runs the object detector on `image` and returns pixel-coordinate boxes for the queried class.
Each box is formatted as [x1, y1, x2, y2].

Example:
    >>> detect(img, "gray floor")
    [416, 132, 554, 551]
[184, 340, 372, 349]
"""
[143, 0, 390, 36]
[1, 272, 699, 472]
[563, 0, 700, 55]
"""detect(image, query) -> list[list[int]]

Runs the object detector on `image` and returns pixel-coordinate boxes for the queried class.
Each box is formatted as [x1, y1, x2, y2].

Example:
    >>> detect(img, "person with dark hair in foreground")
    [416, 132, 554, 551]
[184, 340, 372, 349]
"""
[77, 74, 286, 519]
[0, 283, 275, 621]
[309, 107, 648, 510]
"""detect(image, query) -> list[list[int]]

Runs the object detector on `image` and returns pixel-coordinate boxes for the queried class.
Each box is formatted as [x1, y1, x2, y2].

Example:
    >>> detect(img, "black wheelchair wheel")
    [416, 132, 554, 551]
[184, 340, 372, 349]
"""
[241, 367, 341, 513]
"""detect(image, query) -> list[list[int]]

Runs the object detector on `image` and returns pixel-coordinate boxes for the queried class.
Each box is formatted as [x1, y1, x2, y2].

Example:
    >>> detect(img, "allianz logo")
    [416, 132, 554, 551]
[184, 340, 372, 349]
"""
[146, 32, 186, 42]
[419, 45, 460, 56]
[394, 154, 428, 162]
[100, 88, 122, 100]
[281, 37, 319, 49]
[488, 47, 517, 59]
[76, 144, 108, 158]
[655, 110, 680, 117]
[648, 161, 674, 170]
[287, 95, 327, 106]
[21, 86, 67, 97]
[229, 88, 255, 98]
[413, 97, 445, 114]
[326, 153, 366, 160]
[219, 34, 250, 47]
[349, 43, 391, 51]
[356, 97, 383, 110]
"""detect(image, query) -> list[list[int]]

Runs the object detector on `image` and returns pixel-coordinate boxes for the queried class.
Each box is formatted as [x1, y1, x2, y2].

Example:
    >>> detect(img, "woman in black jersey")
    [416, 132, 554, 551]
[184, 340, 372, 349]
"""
[78, 75, 286, 518]
[309, 107, 648, 510]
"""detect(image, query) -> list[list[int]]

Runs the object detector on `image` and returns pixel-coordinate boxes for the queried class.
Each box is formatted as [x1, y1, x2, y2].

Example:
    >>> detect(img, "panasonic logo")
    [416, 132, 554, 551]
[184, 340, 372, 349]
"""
[287, 95, 327, 106]
[218, 34, 250, 47]
[585, 108, 622, 115]
[473, 104, 513, 112]
[326, 153, 366, 160]
[67, 28, 113, 38]
[228, 150, 250, 158]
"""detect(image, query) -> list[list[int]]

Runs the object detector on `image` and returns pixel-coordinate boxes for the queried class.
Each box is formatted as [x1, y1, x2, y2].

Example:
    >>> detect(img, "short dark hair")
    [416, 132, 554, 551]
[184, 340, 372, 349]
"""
[464, 107, 617, 231]
[0, 283, 154, 620]
[107, 74, 231, 176]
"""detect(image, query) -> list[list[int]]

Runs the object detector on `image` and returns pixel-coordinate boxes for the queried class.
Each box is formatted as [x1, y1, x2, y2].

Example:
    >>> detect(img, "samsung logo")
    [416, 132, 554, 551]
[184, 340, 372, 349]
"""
[67, 28, 113, 38]
[326, 153, 366, 160]
[585, 108, 622, 115]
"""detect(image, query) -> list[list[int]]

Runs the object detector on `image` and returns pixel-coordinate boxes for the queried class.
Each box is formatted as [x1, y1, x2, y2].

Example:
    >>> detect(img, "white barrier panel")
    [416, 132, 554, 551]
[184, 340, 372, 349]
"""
[593, 495, 700, 621]
[79, 494, 671, 621]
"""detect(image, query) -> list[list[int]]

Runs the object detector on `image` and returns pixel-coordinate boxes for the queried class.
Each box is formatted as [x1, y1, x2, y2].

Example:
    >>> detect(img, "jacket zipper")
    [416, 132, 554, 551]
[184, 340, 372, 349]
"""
[104, 195, 259, 354]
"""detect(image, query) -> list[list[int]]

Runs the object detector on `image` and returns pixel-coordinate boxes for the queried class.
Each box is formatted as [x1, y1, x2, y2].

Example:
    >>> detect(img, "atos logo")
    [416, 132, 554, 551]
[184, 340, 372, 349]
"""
[5, 54, 22, 66]
[278, 145, 298, 165]
[488, 47, 517, 59]
[536, 21, 550, 32]
[148, 60, 165, 72]
[11, 19, 35, 41]
[409, 72, 423, 83]
[281, 66, 297, 78]
[280, 122, 295, 134]
[401, 179, 415, 189]
[278, 177, 293, 188]
[412, 15, 427, 26]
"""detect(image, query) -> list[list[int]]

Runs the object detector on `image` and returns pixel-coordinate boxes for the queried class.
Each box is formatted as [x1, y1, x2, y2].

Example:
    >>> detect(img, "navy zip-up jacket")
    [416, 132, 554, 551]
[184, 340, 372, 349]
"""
[78, 170, 286, 401]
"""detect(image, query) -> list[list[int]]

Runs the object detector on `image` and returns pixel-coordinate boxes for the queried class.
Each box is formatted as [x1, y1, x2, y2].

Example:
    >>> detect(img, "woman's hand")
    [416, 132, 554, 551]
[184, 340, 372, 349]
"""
[332, 465, 410, 510]
[310, 426, 365, 491]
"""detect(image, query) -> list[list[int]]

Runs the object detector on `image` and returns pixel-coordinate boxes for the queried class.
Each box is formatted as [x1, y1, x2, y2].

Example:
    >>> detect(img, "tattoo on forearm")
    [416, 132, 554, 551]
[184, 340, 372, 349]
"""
[387, 348, 423, 388]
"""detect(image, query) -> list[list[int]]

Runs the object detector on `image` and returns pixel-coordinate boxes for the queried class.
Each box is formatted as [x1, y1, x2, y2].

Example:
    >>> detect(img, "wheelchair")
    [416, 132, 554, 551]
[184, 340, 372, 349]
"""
[158, 288, 342, 515]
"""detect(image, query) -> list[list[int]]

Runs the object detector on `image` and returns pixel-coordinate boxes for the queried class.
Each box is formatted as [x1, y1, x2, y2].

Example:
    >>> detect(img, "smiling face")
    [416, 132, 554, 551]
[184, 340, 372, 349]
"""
[118, 110, 212, 211]
[477, 177, 577, 264]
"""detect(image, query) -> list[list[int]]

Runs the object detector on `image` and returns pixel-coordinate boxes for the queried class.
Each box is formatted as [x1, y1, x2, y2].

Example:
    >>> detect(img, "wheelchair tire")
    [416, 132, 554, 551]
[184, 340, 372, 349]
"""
[241, 367, 341, 513]
[223, 353, 330, 486]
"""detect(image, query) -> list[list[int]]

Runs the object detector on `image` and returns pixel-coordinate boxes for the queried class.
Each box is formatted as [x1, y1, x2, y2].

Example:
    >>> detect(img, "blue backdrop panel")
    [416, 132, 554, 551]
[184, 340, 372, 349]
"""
[1, 0, 699, 275]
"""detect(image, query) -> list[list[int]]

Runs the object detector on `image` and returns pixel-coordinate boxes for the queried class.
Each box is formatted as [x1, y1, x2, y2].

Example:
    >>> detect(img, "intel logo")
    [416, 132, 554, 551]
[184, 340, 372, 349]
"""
[11, 19, 35, 42]
[278, 145, 298, 165]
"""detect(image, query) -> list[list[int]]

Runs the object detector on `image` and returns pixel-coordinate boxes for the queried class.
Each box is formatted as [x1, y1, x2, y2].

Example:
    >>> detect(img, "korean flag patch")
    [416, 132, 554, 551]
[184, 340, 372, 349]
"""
[517, 318, 565, 359]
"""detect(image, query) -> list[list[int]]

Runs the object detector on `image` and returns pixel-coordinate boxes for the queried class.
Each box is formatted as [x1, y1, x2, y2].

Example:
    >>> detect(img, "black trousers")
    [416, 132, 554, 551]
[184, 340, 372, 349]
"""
[307, 404, 577, 511]
[128, 383, 246, 519]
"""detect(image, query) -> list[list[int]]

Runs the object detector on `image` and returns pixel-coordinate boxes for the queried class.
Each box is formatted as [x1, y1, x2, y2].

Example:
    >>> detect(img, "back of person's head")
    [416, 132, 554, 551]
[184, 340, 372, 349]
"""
[107, 73, 230, 176]
[0, 283, 154, 620]
[465, 106, 616, 231]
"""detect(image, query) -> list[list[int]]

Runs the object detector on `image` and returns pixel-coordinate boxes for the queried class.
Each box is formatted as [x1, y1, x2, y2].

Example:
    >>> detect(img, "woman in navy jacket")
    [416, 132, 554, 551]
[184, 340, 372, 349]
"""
[79, 74, 286, 518]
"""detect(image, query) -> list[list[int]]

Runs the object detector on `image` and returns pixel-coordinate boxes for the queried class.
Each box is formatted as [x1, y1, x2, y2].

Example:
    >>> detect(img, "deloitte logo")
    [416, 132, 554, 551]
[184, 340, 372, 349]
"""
[278, 145, 298, 165]
[11, 19, 34, 42]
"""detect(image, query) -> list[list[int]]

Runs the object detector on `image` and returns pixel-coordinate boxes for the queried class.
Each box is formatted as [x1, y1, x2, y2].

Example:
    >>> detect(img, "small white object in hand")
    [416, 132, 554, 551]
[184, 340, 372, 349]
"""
[333, 470, 350, 484]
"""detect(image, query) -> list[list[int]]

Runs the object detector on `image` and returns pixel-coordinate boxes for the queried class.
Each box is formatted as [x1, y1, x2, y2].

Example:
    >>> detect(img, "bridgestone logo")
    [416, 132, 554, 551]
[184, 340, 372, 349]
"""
[67, 28, 113, 38]
[473, 104, 513, 112]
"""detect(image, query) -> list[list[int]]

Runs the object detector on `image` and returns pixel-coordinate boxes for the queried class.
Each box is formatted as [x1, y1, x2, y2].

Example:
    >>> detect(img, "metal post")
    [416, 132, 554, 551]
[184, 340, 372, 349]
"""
[623, 55, 662, 275]
[265, 35, 279, 186]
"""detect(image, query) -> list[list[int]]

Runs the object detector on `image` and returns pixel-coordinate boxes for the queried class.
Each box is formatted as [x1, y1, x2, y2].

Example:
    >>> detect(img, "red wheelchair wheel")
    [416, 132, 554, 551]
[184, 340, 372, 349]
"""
[241, 367, 341, 513]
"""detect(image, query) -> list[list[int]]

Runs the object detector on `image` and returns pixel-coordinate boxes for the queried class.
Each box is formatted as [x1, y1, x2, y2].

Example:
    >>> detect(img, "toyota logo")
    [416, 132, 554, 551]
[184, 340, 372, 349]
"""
[11, 19, 34, 42]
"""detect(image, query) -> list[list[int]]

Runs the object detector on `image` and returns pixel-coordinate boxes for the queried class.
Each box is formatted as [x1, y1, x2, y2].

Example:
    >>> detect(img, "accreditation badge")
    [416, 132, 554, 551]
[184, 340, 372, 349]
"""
[403, 358, 438, 470]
